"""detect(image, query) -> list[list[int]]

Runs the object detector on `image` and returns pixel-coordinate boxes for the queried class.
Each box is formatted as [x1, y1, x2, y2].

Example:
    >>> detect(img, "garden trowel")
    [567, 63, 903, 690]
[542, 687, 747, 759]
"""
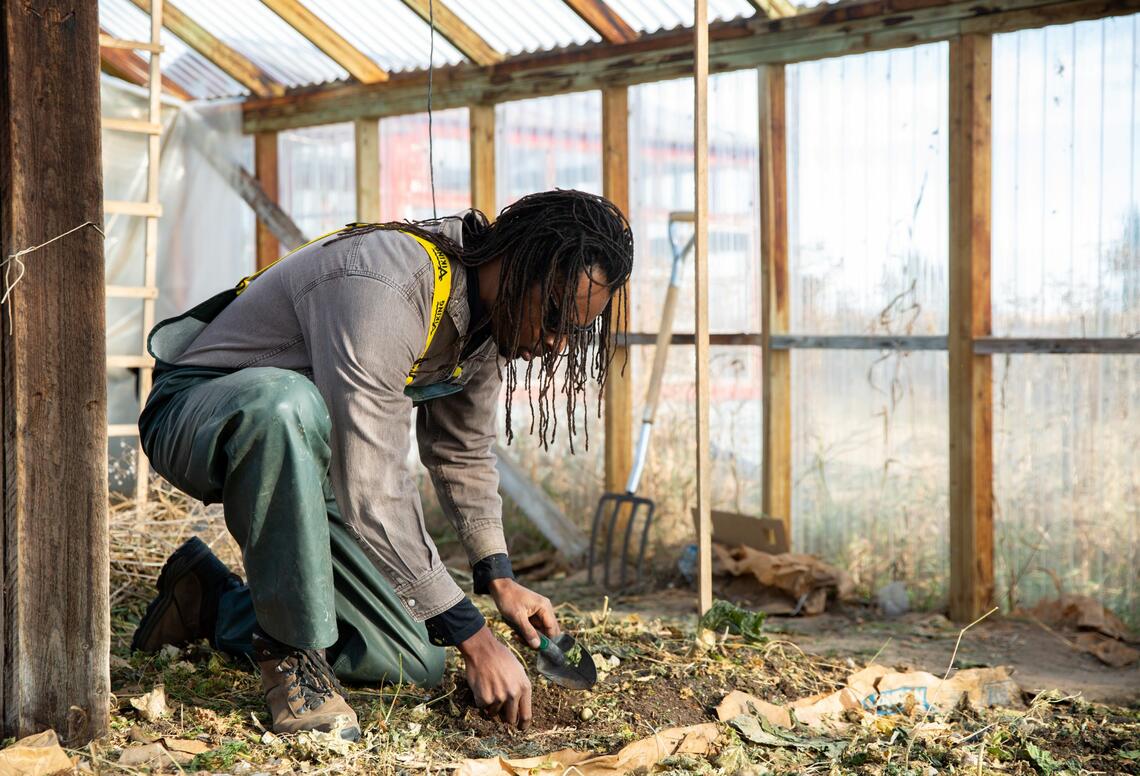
[534, 632, 597, 690]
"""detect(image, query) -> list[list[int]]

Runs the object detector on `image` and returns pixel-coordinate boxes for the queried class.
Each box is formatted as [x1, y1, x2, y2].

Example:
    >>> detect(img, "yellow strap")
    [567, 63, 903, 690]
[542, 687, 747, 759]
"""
[233, 225, 455, 387]
[404, 233, 452, 385]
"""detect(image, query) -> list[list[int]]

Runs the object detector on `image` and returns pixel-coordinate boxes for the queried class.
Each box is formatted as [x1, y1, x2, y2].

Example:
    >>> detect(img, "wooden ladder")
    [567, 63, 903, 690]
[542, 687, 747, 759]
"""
[100, 1, 163, 505]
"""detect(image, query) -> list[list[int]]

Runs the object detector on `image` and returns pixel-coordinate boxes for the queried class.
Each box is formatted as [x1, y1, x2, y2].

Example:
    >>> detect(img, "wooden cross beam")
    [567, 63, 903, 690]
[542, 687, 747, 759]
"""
[99, 31, 193, 100]
[562, 0, 639, 44]
[747, 0, 798, 19]
[259, 0, 388, 83]
[397, 0, 503, 66]
[128, 0, 285, 97]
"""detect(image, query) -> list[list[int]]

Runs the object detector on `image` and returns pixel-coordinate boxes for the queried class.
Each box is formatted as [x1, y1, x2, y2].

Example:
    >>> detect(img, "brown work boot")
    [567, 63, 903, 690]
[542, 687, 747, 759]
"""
[252, 628, 361, 741]
[131, 536, 243, 653]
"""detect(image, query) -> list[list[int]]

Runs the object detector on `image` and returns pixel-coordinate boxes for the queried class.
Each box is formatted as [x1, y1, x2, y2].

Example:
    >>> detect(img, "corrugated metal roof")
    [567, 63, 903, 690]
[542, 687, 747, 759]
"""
[172, 0, 348, 87]
[99, 0, 245, 99]
[301, 0, 464, 72]
[445, 0, 601, 55]
[604, 0, 757, 33]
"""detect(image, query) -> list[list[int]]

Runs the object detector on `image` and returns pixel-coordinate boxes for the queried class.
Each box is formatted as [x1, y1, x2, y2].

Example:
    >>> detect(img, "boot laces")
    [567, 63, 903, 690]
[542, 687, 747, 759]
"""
[280, 649, 347, 712]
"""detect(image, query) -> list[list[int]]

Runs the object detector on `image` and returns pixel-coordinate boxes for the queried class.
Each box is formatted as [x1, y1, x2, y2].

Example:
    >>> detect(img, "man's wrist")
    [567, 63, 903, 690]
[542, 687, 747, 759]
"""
[472, 553, 515, 594]
[424, 597, 486, 647]
[456, 624, 495, 658]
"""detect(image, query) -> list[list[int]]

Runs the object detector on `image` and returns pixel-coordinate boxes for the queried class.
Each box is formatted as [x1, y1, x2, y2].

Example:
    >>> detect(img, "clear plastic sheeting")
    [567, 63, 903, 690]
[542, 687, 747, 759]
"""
[445, 0, 599, 55]
[604, 0, 756, 33]
[99, 0, 245, 100]
[495, 92, 603, 209]
[279, 123, 356, 239]
[628, 72, 760, 334]
[170, 0, 348, 88]
[792, 349, 950, 604]
[787, 43, 950, 335]
[301, 0, 464, 72]
[101, 75, 254, 482]
[992, 17, 1140, 338]
[993, 355, 1140, 626]
[379, 110, 471, 222]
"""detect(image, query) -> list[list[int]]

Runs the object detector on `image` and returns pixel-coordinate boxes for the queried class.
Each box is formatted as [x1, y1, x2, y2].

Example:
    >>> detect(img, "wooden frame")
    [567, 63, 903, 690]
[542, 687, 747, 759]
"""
[563, 0, 639, 44]
[397, 0, 502, 66]
[469, 105, 496, 216]
[355, 119, 381, 222]
[255, 131, 281, 270]
[260, 0, 388, 84]
[948, 33, 994, 622]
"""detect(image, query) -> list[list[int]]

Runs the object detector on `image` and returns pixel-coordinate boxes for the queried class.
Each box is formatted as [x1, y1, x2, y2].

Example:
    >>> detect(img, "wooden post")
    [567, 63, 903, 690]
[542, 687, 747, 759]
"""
[1, 0, 110, 742]
[355, 119, 380, 222]
[602, 87, 634, 497]
[948, 34, 994, 622]
[759, 65, 792, 539]
[694, 0, 713, 616]
[469, 104, 496, 217]
[254, 131, 280, 270]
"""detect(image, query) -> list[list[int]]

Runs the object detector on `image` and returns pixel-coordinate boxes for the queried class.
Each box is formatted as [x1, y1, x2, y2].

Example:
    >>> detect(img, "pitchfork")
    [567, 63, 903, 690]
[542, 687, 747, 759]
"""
[589, 212, 694, 589]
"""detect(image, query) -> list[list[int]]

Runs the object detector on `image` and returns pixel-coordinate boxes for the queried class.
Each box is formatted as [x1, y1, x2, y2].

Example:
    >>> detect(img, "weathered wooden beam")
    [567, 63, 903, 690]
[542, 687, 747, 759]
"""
[255, 131, 281, 269]
[948, 33, 994, 623]
[99, 31, 192, 101]
[759, 64, 792, 541]
[974, 337, 1140, 354]
[128, 0, 284, 97]
[260, 0, 388, 84]
[562, 0, 639, 44]
[355, 119, 381, 221]
[695, 0, 714, 618]
[493, 445, 588, 560]
[1, 0, 109, 743]
[771, 334, 948, 350]
[602, 87, 633, 499]
[468, 105, 496, 217]
[243, 0, 1140, 132]
[747, 0, 799, 19]
[397, 0, 503, 66]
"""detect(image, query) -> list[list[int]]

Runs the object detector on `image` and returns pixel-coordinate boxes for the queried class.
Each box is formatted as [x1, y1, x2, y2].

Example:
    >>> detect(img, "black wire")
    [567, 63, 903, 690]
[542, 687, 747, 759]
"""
[427, 0, 437, 219]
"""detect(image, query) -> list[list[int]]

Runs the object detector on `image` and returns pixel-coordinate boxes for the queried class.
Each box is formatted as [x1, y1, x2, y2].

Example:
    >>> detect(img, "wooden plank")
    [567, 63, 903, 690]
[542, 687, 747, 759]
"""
[562, 0, 640, 43]
[259, 0, 388, 84]
[694, 0, 713, 618]
[1, 0, 109, 743]
[493, 445, 588, 559]
[106, 285, 159, 299]
[759, 64, 792, 538]
[601, 87, 633, 498]
[771, 334, 947, 350]
[101, 118, 163, 135]
[974, 337, 1140, 354]
[107, 355, 156, 369]
[255, 131, 281, 270]
[99, 34, 163, 52]
[354, 119, 381, 222]
[98, 35, 192, 101]
[127, 0, 284, 97]
[620, 332, 762, 346]
[747, 0, 799, 19]
[948, 34, 994, 623]
[109, 425, 143, 438]
[104, 200, 163, 217]
[242, 0, 1140, 132]
[468, 105, 496, 217]
[397, 0, 503, 66]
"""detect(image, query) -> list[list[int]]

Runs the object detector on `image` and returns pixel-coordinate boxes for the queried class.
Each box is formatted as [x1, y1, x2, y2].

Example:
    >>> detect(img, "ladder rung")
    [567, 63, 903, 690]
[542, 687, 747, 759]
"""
[100, 34, 163, 53]
[106, 285, 159, 299]
[102, 118, 163, 135]
[108, 355, 155, 369]
[108, 424, 141, 437]
[105, 200, 162, 217]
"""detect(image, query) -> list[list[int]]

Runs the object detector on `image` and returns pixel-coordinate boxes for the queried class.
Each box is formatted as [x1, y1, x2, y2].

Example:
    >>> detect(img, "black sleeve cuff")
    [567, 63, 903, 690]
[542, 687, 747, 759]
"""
[472, 553, 515, 595]
[425, 597, 485, 647]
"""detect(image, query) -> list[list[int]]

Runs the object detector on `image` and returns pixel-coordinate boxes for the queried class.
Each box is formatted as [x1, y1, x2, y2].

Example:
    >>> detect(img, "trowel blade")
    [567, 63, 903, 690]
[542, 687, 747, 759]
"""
[536, 632, 597, 690]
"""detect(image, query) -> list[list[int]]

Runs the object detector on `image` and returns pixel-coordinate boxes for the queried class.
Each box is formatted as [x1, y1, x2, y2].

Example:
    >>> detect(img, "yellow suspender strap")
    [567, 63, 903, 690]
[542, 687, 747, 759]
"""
[404, 233, 452, 385]
[233, 225, 453, 387]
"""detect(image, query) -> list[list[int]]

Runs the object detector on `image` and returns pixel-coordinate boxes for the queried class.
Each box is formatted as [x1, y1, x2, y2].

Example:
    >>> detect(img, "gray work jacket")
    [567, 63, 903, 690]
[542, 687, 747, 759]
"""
[171, 217, 506, 621]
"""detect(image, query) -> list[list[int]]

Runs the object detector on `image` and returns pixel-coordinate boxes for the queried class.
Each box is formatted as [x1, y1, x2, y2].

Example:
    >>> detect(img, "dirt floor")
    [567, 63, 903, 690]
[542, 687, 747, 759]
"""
[51, 493, 1138, 773]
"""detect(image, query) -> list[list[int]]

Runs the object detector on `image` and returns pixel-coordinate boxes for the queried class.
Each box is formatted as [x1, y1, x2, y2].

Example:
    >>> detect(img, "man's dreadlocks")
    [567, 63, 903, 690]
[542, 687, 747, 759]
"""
[326, 189, 634, 452]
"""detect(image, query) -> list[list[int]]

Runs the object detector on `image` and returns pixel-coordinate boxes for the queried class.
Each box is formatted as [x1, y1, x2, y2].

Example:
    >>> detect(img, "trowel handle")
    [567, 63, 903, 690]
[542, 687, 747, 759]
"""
[536, 634, 566, 666]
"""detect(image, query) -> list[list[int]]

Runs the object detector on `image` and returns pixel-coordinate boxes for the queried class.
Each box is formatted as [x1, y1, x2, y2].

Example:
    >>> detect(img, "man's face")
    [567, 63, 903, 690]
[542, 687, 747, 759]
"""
[495, 266, 613, 362]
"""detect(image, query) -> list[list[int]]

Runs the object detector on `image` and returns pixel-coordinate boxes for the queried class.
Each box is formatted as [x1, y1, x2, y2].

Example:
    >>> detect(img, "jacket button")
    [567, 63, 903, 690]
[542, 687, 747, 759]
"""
[406, 598, 416, 608]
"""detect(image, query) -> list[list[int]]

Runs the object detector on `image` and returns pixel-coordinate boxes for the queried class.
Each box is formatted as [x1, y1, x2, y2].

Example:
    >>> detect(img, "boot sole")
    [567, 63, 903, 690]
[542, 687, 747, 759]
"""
[131, 536, 214, 653]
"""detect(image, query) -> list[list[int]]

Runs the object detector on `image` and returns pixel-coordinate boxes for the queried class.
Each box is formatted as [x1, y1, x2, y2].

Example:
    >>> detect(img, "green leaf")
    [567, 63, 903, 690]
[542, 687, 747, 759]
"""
[1023, 740, 1063, 775]
[699, 600, 767, 643]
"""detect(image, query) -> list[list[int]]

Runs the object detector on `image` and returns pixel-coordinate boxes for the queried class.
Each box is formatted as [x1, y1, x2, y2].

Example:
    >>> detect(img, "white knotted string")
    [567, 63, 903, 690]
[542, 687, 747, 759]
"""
[1, 221, 105, 334]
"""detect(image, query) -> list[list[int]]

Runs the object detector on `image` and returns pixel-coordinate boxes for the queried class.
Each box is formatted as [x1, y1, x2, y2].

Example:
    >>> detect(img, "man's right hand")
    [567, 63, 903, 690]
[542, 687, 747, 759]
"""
[458, 626, 533, 729]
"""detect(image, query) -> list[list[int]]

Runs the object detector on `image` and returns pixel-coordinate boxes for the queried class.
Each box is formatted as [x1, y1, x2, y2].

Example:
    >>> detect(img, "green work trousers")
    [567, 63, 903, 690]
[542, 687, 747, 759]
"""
[139, 364, 445, 687]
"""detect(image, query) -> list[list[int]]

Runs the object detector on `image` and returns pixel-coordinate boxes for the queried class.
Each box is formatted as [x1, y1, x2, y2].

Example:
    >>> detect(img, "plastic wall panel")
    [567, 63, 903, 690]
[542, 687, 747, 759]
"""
[495, 92, 603, 209]
[792, 349, 950, 603]
[787, 43, 950, 336]
[278, 123, 356, 239]
[992, 17, 1140, 337]
[379, 110, 471, 222]
[993, 355, 1139, 625]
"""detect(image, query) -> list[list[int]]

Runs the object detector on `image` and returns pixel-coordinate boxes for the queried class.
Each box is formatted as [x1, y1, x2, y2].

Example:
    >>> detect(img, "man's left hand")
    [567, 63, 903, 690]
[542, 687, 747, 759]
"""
[488, 578, 560, 649]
